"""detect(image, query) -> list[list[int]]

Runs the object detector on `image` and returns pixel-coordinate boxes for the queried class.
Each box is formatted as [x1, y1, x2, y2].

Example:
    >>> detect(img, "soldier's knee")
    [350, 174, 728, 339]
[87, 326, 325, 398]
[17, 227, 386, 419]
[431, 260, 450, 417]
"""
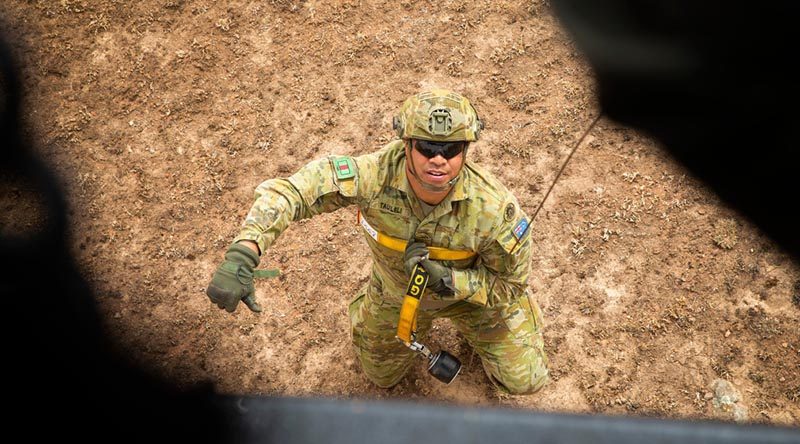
[353, 346, 413, 389]
[364, 371, 405, 389]
[491, 361, 549, 395]
[357, 355, 409, 388]
[513, 366, 549, 395]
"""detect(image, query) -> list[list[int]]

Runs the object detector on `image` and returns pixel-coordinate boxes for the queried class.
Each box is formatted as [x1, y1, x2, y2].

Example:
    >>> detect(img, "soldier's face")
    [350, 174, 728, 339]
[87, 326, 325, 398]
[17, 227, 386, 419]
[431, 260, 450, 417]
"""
[407, 139, 465, 187]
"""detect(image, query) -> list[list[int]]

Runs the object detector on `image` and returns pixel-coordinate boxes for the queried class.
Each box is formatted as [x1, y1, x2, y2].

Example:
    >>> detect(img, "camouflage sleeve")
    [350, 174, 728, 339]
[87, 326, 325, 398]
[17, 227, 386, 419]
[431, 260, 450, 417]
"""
[233, 153, 377, 255]
[451, 202, 531, 307]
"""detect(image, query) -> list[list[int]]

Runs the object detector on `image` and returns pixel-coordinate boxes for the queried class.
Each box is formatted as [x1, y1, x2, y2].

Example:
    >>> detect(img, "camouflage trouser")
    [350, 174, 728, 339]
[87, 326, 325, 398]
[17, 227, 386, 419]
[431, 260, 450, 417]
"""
[348, 276, 549, 395]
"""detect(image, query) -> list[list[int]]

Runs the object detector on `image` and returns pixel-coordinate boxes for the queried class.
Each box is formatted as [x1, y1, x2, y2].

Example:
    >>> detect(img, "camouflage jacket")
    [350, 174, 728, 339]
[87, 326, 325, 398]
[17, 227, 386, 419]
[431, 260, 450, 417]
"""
[234, 140, 531, 308]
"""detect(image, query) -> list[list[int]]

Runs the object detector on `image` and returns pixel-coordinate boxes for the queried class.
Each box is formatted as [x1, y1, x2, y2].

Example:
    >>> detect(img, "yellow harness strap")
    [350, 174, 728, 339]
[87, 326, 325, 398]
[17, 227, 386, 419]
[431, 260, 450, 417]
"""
[397, 264, 428, 344]
[357, 210, 476, 261]
[356, 210, 475, 344]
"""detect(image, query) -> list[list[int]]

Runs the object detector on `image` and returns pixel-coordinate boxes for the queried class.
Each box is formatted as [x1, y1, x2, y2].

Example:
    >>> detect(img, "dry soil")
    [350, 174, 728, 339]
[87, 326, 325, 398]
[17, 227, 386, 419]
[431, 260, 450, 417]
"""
[3, 0, 799, 426]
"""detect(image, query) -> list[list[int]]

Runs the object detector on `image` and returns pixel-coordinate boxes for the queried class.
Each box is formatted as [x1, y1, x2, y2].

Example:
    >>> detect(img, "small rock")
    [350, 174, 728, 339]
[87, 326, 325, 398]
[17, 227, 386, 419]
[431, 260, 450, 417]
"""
[704, 392, 714, 400]
[710, 379, 748, 422]
[732, 405, 749, 423]
[712, 379, 740, 405]
[725, 330, 731, 338]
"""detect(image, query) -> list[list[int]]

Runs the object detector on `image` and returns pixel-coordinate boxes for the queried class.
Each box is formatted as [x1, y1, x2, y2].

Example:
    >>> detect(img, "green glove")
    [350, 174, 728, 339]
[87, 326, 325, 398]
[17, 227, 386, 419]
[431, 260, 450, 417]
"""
[403, 239, 455, 297]
[206, 243, 262, 313]
[403, 241, 429, 277]
[420, 258, 455, 297]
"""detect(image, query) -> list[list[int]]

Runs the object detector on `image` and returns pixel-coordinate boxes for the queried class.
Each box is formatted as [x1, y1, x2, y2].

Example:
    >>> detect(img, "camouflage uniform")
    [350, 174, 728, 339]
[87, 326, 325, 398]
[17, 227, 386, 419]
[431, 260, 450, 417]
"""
[235, 140, 548, 394]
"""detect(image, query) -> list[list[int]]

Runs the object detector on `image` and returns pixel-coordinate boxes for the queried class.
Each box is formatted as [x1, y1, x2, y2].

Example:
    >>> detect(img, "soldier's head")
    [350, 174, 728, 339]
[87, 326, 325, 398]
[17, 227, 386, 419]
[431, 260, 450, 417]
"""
[393, 89, 484, 193]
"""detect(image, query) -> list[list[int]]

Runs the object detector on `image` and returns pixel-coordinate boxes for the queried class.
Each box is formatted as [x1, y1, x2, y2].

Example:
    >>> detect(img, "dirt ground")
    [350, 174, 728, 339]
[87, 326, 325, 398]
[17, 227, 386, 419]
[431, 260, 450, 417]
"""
[4, 0, 799, 426]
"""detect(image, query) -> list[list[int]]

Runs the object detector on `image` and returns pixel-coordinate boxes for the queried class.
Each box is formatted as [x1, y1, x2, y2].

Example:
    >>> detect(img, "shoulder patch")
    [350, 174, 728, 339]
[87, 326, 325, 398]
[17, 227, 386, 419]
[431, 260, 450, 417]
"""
[333, 157, 355, 180]
[512, 217, 529, 240]
[504, 203, 516, 222]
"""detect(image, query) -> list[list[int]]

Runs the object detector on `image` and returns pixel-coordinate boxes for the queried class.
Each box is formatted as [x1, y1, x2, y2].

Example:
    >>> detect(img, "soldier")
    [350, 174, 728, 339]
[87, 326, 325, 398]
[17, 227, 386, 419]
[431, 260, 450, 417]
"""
[206, 89, 548, 394]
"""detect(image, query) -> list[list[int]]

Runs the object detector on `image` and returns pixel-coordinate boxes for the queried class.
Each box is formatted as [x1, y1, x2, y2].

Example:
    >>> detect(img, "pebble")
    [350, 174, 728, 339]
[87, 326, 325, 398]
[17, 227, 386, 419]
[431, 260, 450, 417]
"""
[733, 405, 748, 422]
[711, 379, 749, 422]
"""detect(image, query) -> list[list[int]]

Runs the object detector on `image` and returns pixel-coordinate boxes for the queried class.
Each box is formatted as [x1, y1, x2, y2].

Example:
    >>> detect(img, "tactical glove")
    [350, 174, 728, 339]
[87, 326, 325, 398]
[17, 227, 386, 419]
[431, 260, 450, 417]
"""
[403, 240, 429, 277]
[206, 242, 262, 313]
[420, 258, 455, 297]
[403, 240, 455, 297]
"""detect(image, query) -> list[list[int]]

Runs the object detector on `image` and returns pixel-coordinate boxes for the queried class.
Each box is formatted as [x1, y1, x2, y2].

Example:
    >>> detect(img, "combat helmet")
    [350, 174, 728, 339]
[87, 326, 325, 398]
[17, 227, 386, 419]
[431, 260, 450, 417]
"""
[392, 89, 484, 142]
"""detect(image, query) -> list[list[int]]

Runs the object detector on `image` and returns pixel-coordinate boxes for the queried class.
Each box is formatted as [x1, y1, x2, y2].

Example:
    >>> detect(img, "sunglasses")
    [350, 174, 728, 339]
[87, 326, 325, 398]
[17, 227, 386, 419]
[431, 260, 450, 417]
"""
[413, 139, 465, 160]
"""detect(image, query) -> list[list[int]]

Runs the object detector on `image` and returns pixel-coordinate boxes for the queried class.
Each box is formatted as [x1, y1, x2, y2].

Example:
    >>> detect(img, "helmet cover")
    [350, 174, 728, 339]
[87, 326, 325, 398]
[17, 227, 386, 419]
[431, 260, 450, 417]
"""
[392, 89, 483, 142]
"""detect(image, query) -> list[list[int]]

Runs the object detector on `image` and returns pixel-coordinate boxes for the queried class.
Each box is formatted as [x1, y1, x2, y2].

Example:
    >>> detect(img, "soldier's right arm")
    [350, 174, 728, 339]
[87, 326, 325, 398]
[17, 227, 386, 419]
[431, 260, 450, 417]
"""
[233, 151, 381, 255]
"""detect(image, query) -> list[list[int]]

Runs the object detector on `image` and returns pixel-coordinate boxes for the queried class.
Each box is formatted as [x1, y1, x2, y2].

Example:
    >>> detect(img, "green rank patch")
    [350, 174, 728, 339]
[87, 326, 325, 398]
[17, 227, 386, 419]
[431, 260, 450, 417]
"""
[333, 157, 355, 180]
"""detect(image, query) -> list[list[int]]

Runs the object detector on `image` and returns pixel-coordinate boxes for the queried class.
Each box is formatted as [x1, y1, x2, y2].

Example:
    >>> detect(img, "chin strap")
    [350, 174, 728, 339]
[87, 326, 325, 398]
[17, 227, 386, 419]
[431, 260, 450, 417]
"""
[407, 160, 458, 192]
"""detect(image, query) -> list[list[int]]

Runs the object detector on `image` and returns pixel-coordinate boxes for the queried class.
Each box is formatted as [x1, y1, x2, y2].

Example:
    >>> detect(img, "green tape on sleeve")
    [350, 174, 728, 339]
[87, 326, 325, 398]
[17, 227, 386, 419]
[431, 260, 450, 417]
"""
[333, 157, 356, 180]
[253, 269, 281, 279]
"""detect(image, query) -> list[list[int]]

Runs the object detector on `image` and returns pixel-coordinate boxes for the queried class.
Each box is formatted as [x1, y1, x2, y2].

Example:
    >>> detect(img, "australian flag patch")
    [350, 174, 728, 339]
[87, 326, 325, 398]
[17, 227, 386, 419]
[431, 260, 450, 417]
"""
[512, 217, 529, 240]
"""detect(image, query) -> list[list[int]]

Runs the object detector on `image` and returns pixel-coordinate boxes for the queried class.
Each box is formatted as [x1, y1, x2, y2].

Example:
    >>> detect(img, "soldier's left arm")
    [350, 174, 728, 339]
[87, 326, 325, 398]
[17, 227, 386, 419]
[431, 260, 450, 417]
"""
[450, 203, 532, 307]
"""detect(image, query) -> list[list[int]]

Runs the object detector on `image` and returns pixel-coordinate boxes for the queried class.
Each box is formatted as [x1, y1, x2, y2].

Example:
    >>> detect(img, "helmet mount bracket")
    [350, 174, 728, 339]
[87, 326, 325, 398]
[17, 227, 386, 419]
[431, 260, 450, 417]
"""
[428, 108, 452, 136]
